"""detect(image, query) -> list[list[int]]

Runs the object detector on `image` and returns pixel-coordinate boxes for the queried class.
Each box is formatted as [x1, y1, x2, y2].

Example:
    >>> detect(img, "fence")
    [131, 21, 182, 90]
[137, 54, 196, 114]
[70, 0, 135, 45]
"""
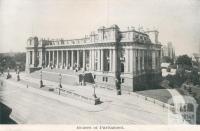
[85, 82, 176, 112]
[55, 87, 100, 105]
[131, 92, 175, 112]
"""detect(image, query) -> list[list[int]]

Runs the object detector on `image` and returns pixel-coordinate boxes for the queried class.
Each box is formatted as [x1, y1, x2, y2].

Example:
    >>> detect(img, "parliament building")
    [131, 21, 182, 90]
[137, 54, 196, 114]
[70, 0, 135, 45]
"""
[26, 25, 162, 92]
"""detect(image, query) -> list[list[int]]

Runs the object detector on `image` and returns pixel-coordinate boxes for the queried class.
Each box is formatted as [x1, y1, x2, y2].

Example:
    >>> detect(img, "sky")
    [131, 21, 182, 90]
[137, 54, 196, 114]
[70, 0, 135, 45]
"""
[0, 0, 200, 55]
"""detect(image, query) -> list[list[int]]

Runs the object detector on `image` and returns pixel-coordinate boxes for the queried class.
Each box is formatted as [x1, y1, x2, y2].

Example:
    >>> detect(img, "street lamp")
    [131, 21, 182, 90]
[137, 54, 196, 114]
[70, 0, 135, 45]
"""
[40, 70, 44, 88]
[17, 66, 20, 81]
[93, 84, 97, 98]
[6, 67, 11, 79]
[58, 73, 62, 95]
[115, 74, 121, 95]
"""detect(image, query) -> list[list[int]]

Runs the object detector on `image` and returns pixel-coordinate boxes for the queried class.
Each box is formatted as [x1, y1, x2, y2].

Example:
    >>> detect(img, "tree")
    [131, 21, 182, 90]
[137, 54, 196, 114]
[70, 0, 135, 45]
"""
[190, 68, 200, 85]
[176, 55, 192, 70]
[162, 56, 174, 64]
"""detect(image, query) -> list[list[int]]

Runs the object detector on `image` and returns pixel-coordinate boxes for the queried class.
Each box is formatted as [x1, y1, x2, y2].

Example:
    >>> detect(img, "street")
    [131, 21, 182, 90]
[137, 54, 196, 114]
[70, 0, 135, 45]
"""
[0, 73, 186, 124]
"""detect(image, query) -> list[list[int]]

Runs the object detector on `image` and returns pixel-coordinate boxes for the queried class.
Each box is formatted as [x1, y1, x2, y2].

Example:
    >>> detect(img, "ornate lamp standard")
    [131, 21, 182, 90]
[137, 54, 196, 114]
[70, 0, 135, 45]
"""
[40, 70, 44, 88]
[17, 66, 20, 81]
[93, 84, 97, 98]
[58, 73, 62, 95]
[6, 67, 11, 79]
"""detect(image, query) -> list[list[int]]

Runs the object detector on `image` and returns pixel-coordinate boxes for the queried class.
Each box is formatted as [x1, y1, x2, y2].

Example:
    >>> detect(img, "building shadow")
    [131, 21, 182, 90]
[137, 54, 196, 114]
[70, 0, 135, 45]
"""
[0, 102, 17, 124]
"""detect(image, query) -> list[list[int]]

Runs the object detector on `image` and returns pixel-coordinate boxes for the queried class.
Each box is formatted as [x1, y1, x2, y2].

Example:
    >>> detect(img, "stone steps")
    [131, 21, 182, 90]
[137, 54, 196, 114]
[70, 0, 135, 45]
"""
[30, 70, 79, 86]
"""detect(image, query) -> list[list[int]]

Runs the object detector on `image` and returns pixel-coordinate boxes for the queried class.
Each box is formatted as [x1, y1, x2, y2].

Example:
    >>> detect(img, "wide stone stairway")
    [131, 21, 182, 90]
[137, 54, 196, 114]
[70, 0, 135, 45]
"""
[30, 68, 94, 86]
[30, 68, 79, 86]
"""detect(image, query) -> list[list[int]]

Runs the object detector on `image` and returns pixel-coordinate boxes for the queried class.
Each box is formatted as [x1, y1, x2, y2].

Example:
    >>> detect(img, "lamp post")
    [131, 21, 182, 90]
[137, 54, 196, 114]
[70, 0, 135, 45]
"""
[40, 70, 44, 88]
[6, 67, 11, 79]
[82, 72, 85, 86]
[58, 73, 62, 95]
[93, 84, 97, 98]
[17, 66, 20, 81]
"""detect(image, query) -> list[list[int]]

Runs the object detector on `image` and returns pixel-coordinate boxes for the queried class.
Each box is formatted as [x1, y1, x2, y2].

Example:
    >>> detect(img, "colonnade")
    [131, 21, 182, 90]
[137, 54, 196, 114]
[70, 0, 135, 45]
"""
[43, 49, 117, 72]
[26, 48, 161, 73]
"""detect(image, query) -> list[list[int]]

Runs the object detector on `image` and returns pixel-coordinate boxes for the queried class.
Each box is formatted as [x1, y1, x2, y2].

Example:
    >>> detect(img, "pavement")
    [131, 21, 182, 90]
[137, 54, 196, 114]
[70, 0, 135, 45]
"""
[0, 72, 188, 124]
[167, 89, 188, 124]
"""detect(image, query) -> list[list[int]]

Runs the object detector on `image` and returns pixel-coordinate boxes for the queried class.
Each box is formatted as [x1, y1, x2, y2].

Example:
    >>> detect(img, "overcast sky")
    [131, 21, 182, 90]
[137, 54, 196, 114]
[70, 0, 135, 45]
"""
[0, 0, 200, 55]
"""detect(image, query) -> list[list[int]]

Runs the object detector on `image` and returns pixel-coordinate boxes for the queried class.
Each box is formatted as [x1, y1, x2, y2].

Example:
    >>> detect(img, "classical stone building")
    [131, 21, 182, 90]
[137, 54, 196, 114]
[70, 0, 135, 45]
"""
[26, 25, 162, 92]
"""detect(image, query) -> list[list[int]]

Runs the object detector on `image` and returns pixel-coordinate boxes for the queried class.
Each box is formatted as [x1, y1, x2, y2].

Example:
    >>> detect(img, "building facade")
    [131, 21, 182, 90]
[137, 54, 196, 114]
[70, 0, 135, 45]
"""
[26, 25, 162, 92]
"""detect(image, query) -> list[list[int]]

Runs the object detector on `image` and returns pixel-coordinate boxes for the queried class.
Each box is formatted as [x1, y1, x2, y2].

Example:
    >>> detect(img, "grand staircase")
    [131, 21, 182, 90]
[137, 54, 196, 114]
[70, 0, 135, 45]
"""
[30, 68, 95, 86]
[30, 68, 79, 85]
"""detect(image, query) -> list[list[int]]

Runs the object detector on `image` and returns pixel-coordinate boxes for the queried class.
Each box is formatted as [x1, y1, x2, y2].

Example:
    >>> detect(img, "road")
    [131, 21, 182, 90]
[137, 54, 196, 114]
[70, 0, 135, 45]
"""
[167, 89, 188, 124]
[0, 73, 186, 124]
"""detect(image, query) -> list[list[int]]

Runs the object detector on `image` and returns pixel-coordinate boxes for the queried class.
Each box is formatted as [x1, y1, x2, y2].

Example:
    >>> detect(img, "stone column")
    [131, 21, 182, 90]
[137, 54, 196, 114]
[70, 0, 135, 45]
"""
[49, 51, 51, 66]
[100, 49, 104, 71]
[71, 50, 74, 70]
[61, 50, 63, 69]
[89, 50, 92, 71]
[39, 51, 42, 67]
[142, 50, 145, 71]
[83, 50, 86, 71]
[57, 50, 59, 68]
[152, 51, 156, 69]
[91, 49, 95, 71]
[48, 51, 50, 67]
[97, 49, 101, 71]
[28, 51, 30, 66]
[29, 51, 31, 66]
[44, 51, 46, 67]
[112, 49, 116, 72]
[26, 51, 29, 67]
[125, 49, 129, 73]
[138, 50, 140, 72]
[77, 50, 79, 68]
[66, 50, 68, 69]
[52, 51, 55, 67]
[133, 50, 136, 74]
[94, 49, 97, 71]
[129, 49, 133, 73]
[109, 49, 112, 72]
[90, 49, 94, 70]
[32, 51, 35, 67]
[42, 50, 44, 67]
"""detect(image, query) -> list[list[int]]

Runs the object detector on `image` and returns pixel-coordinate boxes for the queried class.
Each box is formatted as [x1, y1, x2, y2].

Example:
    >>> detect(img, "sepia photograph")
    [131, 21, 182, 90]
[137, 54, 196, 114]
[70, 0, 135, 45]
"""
[0, 0, 200, 130]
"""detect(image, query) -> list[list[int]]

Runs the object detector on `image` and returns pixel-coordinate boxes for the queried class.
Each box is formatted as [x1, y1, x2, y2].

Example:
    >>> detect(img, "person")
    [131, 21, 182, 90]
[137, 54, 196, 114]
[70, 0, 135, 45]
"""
[17, 72, 20, 81]
[75, 66, 78, 72]
[59, 83, 62, 88]
[40, 80, 43, 88]
[0, 81, 3, 86]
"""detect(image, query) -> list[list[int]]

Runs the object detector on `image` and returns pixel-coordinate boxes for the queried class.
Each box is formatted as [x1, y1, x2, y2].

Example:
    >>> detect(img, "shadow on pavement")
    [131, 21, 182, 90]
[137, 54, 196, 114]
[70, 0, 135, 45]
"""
[0, 102, 17, 124]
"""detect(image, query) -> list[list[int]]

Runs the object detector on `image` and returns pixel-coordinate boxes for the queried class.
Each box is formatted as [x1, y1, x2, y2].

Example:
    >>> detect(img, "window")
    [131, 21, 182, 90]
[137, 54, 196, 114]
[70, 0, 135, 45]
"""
[121, 63, 124, 73]
[121, 33, 126, 38]
[103, 77, 108, 82]
[93, 75, 96, 79]
[121, 78, 124, 83]
[105, 77, 108, 82]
